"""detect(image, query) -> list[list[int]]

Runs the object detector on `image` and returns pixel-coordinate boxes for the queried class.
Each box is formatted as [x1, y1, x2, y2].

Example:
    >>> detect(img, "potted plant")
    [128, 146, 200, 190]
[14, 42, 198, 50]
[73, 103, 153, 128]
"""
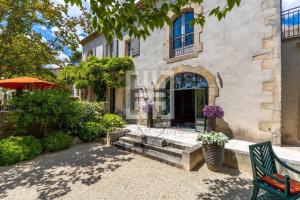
[203, 105, 224, 131]
[197, 131, 229, 171]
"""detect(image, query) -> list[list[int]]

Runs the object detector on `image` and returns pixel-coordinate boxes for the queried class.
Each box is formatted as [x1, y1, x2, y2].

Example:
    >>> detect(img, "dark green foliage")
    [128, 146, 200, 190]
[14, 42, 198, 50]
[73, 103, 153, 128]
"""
[11, 89, 81, 137]
[76, 101, 106, 122]
[0, 136, 43, 166]
[59, 57, 134, 101]
[102, 113, 125, 129]
[64, 0, 241, 43]
[0, 0, 90, 79]
[42, 131, 73, 152]
[78, 122, 106, 141]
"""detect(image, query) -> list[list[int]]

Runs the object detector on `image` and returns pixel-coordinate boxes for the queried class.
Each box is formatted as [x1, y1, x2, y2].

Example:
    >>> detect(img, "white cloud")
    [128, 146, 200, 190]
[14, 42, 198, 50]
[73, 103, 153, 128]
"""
[40, 26, 47, 30]
[56, 51, 70, 65]
[52, 26, 59, 33]
[58, 51, 69, 59]
[45, 64, 60, 69]
[283, 0, 300, 10]
[51, 0, 65, 5]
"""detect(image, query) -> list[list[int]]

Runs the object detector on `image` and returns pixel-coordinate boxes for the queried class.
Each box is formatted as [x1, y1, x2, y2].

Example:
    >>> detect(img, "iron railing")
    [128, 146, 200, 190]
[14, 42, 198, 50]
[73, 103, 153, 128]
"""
[170, 32, 194, 58]
[282, 6, 300, 39]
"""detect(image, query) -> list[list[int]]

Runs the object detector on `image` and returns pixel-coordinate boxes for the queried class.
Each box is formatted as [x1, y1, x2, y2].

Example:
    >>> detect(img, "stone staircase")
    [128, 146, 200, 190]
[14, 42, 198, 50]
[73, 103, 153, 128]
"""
[112, 132, 203, 170]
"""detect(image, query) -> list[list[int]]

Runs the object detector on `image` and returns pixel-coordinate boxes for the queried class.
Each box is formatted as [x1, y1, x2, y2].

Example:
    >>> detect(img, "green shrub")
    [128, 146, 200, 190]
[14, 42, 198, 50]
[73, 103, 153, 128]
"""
[102, 114, 125, 128]
[42, 131, 73, 152]
[78, 122, 106, 141]
[0, 136, 43, 166]
[75, 101, 106, 122]
[11, 89, 81, 137]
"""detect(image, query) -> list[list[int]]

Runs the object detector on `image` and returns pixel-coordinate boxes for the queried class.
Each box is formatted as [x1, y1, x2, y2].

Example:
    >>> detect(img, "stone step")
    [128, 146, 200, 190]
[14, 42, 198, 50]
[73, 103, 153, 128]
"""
[119, 136, 183, 158]
[113, 141, 183, 169]
[126, 132, 190, 150]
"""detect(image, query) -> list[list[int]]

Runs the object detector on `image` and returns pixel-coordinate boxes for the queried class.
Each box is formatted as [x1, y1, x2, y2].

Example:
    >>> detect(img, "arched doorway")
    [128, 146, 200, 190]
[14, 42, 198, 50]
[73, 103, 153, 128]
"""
[162, 72, 209, 130]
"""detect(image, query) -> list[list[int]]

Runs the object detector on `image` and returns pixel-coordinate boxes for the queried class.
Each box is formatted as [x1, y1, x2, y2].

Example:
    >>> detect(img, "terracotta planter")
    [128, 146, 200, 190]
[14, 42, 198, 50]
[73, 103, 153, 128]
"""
[202, 144, 225, 172]
[207, 117, 216, 132]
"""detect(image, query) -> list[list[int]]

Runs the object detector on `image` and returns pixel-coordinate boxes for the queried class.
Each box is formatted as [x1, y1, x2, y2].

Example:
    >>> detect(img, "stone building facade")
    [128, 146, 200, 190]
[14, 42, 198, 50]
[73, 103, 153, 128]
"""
[81, 0, 285, 145]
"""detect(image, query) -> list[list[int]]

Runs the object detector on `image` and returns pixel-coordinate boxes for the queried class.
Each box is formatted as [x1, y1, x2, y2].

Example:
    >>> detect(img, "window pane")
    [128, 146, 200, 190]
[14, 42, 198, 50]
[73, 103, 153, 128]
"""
[185, 23, 194, 34]
[173, 26, 182, 38]
[173, 37, 182, 49]
[175, 74, 183, 89]
[196, 75, 209, 88]
[185, 12, 194, 34]
[185, 34, 194, 46]
[183, 73, 196, 88]
[174, 16, 182, 27]
[185, 12, 194, 23]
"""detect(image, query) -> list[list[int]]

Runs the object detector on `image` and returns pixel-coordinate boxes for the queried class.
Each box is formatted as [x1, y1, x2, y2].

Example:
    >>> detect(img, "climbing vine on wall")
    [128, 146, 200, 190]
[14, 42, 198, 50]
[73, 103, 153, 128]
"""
[59, 56, 134, 100]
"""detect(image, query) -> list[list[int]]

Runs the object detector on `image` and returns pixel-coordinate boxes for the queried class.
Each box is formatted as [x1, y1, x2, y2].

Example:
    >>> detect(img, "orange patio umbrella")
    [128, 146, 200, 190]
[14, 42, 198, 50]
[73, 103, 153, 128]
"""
[0, 76, 58, 90]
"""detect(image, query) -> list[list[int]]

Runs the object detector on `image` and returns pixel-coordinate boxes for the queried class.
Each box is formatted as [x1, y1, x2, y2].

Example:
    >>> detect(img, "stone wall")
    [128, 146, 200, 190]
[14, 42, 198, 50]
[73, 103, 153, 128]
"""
[282, 37, 300, 146]
[125, 0, 282, 144]
[82, 0, 282, 144]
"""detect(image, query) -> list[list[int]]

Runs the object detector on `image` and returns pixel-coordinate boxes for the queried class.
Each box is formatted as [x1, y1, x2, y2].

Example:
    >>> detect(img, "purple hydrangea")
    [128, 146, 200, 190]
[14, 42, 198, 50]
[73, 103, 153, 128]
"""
[203, 105, 224, 119]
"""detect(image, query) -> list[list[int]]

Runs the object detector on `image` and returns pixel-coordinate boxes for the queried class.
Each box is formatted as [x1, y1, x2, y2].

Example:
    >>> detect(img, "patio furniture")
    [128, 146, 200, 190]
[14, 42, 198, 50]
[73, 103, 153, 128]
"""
[249, 141, 300, 200]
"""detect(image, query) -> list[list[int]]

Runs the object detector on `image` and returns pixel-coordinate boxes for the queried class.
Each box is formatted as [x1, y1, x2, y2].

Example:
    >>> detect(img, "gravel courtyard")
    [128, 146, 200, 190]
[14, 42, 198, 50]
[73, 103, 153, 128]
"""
[0, 143, 253, 200]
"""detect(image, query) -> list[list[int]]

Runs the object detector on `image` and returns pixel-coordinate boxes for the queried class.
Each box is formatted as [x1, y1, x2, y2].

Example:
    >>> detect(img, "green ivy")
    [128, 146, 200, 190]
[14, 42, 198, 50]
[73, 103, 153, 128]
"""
[59, 56, 134, 101]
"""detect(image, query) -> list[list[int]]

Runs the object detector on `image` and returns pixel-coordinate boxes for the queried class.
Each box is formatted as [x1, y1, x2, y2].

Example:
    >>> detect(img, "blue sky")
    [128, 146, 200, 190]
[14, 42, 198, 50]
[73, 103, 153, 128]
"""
[38, 0, 299, 67]
[283, 0, 300, 10]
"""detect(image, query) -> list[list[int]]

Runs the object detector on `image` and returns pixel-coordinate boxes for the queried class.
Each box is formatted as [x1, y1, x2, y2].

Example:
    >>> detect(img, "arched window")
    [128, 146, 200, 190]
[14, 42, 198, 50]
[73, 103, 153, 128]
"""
[172, 12, 194, 57]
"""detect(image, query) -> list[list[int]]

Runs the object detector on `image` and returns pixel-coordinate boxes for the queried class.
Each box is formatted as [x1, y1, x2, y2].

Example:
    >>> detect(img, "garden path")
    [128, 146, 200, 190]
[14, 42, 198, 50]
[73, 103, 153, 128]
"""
[0, 143, 252, 200]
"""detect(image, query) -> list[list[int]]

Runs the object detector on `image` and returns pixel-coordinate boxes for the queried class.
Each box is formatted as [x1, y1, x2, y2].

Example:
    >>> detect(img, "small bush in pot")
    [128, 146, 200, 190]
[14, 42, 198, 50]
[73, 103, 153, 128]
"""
[42, 131, 73, 152]
[197, 131, 229, 171]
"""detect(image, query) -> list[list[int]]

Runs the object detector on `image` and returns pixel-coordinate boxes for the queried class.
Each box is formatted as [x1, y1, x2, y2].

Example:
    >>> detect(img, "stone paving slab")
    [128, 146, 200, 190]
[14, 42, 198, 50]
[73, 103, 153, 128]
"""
[126, 125, 300, 166]
[0, 143, 252, 200]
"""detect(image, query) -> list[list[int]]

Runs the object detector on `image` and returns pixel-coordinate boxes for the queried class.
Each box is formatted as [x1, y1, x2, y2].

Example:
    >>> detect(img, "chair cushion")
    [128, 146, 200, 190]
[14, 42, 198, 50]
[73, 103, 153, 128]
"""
[262, 173, 300, 195]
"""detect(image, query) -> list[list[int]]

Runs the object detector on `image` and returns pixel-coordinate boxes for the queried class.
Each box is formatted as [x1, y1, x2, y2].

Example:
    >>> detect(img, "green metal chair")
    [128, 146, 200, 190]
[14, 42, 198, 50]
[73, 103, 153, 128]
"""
[249, 141, 300, 200]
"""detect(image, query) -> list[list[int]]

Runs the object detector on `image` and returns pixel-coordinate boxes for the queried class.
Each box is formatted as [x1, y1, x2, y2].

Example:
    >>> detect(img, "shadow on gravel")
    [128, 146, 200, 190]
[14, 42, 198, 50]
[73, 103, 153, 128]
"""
[196, 167, 253, 200]
[0, 144, 133, 200]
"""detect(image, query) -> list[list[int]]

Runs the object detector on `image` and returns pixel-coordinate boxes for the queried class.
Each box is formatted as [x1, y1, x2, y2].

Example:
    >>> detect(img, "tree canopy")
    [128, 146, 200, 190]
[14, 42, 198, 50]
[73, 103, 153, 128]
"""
[65, 0, 241, 43]
[0, 0, 90, 80]
[59, 56, 134, 100]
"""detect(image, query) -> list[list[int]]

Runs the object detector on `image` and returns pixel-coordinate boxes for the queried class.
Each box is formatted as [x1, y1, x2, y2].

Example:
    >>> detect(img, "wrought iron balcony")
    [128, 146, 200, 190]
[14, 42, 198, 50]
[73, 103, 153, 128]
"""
[170, 33, 194, 58]
[282, 6, 300, 39]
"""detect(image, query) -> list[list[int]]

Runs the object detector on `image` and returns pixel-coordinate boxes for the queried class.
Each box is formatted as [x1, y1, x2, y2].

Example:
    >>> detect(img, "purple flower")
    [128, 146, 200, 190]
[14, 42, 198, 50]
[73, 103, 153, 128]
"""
[203, 105, 224, 119]
[140, 101, 154, 113]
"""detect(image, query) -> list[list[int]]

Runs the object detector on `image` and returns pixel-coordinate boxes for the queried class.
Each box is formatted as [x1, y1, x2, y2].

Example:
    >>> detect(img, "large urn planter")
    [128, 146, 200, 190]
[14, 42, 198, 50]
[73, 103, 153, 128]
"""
[197, 131, 228, 172]
[207, 117, 216, 132]
[202, 143, 225, 172]
[198, 105, 228, 171]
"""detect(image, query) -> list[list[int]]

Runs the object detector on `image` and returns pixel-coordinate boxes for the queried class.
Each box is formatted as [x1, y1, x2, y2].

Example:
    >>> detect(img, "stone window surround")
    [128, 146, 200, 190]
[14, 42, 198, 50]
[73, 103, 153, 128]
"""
[163, 4, 203, 64]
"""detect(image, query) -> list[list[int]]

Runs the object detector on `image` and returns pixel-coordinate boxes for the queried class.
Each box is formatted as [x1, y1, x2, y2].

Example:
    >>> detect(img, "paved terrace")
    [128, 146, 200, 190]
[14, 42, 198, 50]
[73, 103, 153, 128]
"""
[126, 124, 300, 167]
[0, 143, 252, 200]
